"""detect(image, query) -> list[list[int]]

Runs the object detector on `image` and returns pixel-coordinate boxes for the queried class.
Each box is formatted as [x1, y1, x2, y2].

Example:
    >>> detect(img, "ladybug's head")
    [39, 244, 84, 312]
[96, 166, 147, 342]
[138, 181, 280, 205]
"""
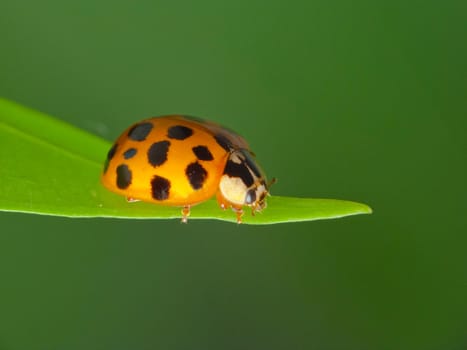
[218, 149, 271, 214]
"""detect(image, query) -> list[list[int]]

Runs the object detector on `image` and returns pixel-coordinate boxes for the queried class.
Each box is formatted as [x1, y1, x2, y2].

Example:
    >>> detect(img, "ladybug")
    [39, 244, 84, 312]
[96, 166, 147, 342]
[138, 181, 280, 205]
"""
[101, 115, 273, 223]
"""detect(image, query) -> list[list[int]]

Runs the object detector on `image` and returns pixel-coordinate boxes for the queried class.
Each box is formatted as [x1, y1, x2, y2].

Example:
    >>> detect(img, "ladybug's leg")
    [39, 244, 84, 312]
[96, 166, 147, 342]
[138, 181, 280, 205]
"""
[233, 207, 244, 224]
[216, 191, 244, 223]
[216, 191, 230, 210]
[126, 197, 140, 203]
[181, 205, 191, 223]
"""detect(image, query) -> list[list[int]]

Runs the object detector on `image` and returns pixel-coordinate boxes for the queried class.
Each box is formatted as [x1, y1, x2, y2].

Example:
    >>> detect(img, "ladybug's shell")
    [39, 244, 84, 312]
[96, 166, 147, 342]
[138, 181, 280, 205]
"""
[101, 116, 249, 206]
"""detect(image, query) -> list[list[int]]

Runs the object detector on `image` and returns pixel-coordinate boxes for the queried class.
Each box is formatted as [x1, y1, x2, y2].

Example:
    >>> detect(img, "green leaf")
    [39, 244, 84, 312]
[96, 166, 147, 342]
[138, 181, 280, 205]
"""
[0, 98, 372, 225]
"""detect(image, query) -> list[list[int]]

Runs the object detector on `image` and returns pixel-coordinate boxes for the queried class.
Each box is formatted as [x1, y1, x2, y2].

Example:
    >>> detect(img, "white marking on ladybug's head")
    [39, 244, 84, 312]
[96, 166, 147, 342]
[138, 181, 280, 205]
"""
[219, 174, 248, 206]
[229, 151, 243, 164]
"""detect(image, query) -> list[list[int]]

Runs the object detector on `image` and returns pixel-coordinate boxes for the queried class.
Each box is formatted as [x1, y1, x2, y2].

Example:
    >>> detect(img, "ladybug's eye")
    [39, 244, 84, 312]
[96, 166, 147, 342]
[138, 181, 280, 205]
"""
[245, 189, 256, 204]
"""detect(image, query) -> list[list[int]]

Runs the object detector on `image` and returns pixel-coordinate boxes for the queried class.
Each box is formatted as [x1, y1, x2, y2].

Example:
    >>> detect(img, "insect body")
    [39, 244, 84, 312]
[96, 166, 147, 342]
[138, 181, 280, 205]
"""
[101, 115, 272, 223]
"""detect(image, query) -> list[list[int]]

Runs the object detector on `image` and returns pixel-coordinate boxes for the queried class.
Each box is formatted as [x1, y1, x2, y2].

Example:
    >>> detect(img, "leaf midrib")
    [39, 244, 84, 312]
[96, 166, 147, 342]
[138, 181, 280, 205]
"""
[0, 121, 102, 168]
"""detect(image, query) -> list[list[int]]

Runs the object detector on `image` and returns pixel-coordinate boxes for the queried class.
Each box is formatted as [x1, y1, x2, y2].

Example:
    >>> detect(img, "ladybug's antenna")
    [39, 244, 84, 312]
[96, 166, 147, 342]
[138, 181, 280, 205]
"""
[267, 177, 277, 190]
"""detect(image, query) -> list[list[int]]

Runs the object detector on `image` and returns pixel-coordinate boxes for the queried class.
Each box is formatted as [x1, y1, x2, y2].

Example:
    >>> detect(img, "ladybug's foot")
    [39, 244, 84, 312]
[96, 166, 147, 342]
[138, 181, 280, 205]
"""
[233, 207, 244, 224]
[126, 197, 140, 203]
[181, 205, 191, 223]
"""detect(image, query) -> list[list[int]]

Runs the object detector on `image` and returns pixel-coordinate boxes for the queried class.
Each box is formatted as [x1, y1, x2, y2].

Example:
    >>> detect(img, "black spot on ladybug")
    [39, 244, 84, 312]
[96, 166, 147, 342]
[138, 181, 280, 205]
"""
[245, 189, 256, 204]
[186, 162, 208, 190]
[128, 122, 153, 141]
[214, 134, 233, 151]
[103, 161, 110, 173]
[224, 160, 254, 187]
[147, 140, 170, 167]
[107, 143, 118, 160]
[242, 150, 262, 178]
[123, 148, 137, 160]
[116, 164, 132, 189]
[192, 145, 214, 161]
[151, 175, 171, 201]
[167, 125, 193, 140]
[103, 143, 118, 173]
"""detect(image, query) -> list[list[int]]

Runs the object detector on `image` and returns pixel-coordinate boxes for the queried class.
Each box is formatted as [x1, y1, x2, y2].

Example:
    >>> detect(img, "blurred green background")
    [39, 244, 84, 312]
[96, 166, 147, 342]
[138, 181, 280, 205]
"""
[1, 0, 466, 349]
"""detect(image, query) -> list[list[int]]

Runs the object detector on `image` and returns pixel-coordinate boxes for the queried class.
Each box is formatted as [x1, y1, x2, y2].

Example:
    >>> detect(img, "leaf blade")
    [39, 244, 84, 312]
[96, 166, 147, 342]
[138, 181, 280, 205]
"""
[0, 97, 372, 225]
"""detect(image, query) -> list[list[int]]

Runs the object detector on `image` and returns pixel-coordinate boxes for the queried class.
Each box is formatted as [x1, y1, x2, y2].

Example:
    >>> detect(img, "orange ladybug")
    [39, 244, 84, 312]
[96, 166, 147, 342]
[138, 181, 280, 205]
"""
[101, 115, 272, 223]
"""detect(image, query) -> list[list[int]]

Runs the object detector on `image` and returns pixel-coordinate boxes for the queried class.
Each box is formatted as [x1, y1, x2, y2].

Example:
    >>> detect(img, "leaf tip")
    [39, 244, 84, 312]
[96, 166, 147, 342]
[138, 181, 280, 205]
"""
[360, 203, 373, 214]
